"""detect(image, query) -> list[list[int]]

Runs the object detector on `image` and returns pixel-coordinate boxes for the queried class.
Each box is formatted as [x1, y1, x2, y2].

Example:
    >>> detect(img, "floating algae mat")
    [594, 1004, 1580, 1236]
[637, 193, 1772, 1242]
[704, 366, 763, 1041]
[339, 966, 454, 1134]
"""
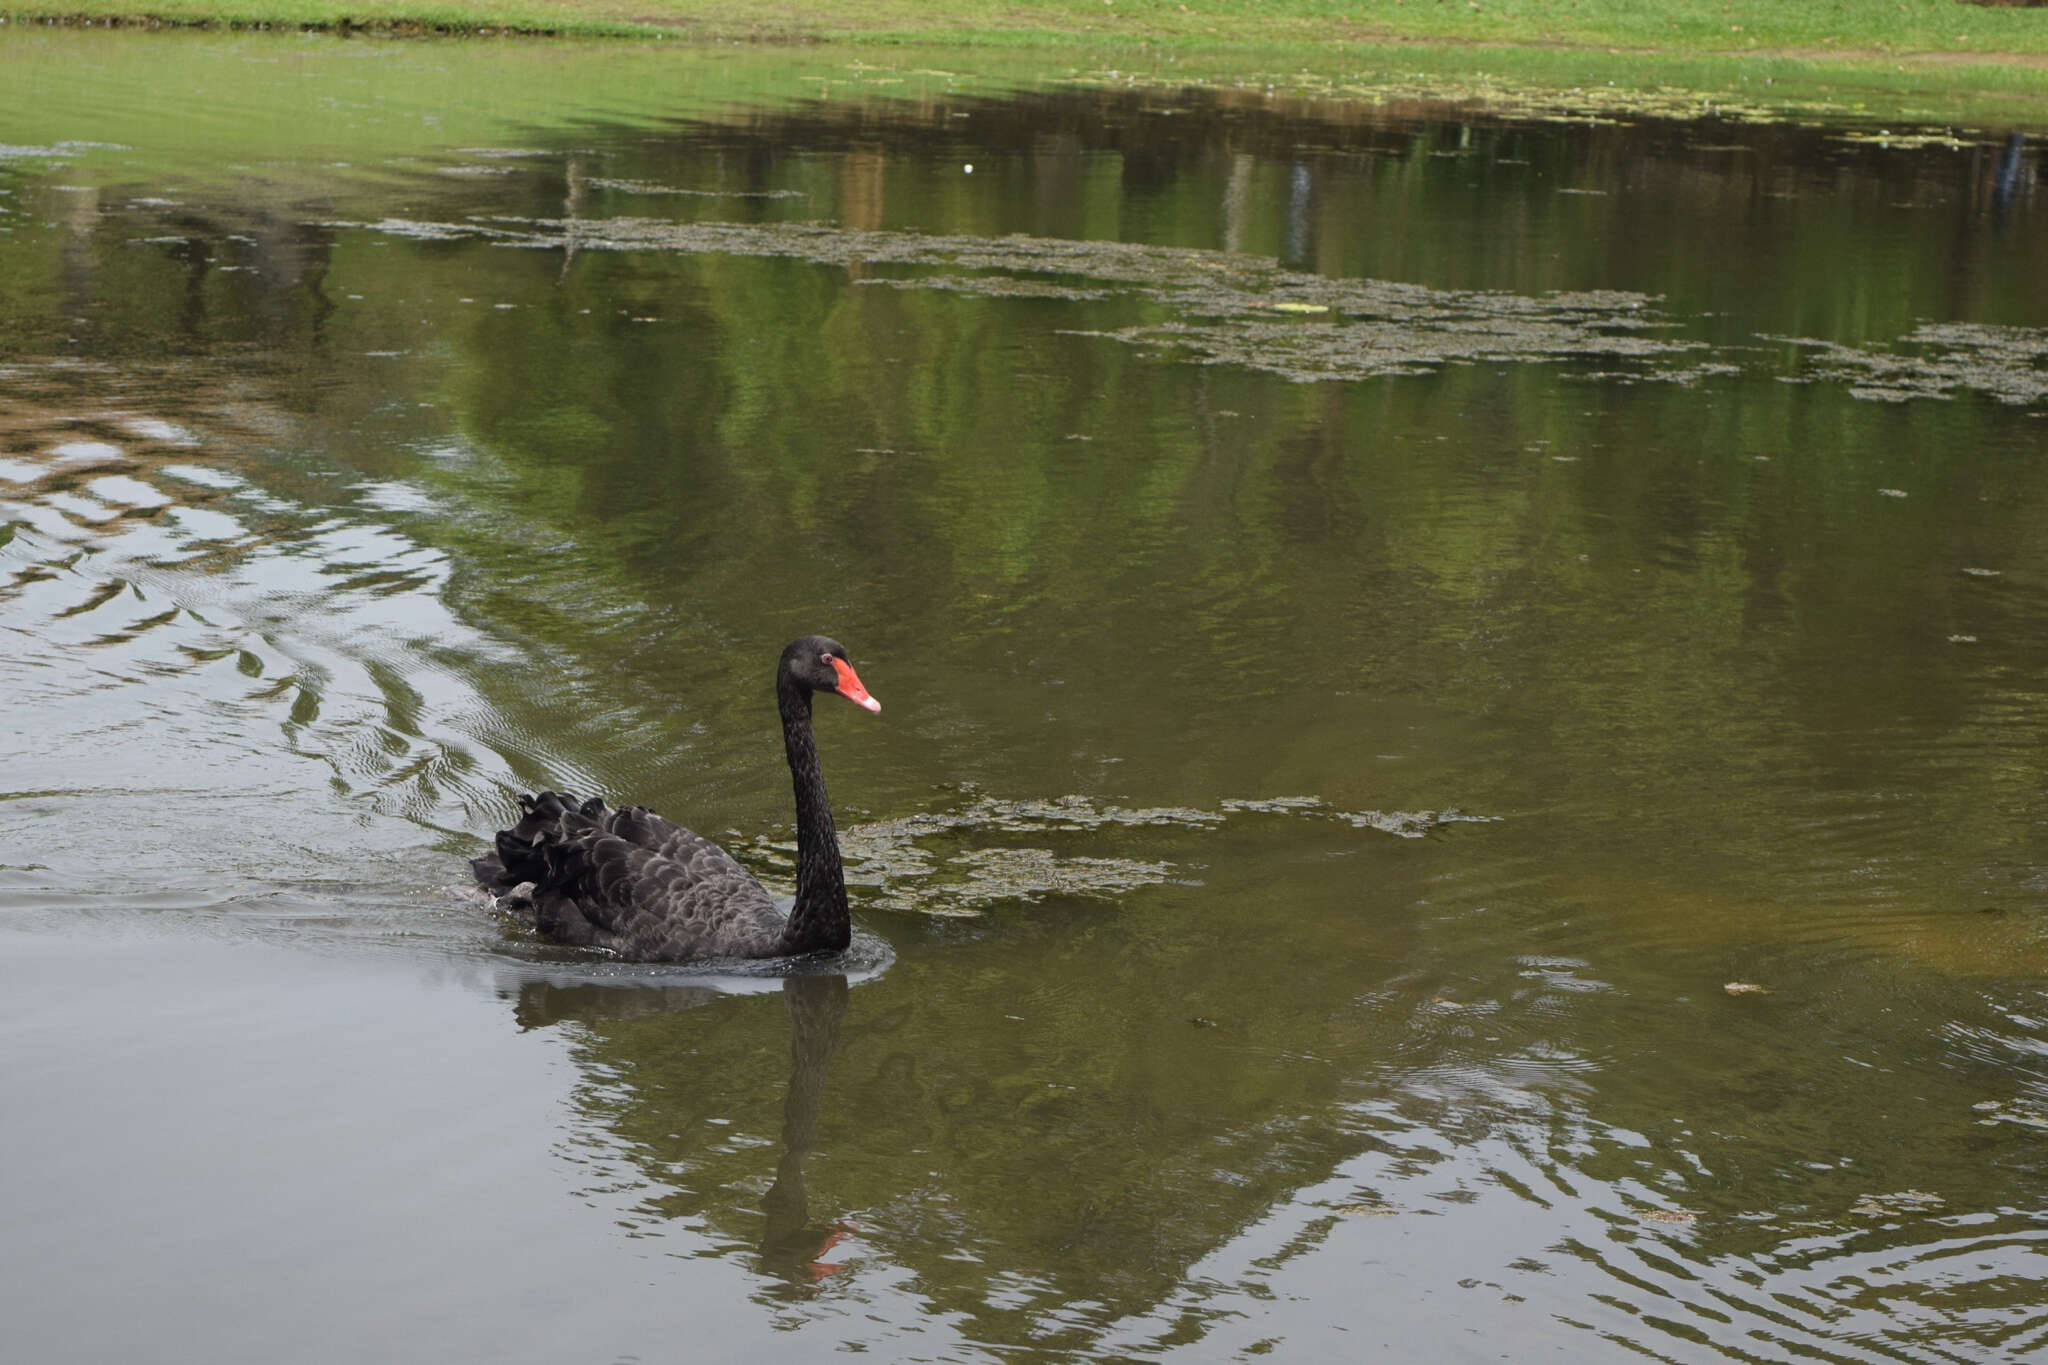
[313, 210, 2046, 400]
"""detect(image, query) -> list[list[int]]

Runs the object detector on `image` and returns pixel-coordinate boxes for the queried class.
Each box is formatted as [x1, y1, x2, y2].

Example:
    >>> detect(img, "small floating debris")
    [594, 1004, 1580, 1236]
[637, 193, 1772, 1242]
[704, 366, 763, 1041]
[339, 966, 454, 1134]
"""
[1640, 1208, 1698, 1226]
[1337, 1202, 1400, 1219]
[1220, 796, 1494, 837]
[1961, 567, 2001, 578]
[1974, 1099, 2048, 1130]
[1833, 130, 1969, 150]
[1723, 981, 1771, 996]
[585, 177, 807, 200]
[1220, 796, 1326, 814]
[1949, 634, 1979, 644]
[1850, 1189, 1944, 1217]
[1342, 808, 1497, 838]
[1878, 488, 1908, 498]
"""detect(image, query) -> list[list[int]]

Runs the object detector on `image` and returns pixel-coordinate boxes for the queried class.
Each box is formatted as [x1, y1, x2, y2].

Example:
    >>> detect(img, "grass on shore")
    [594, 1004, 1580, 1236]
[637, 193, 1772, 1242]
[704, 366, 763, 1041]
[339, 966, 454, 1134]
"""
[7, 0, 2048, 60]
[6, 2, 2048, 133]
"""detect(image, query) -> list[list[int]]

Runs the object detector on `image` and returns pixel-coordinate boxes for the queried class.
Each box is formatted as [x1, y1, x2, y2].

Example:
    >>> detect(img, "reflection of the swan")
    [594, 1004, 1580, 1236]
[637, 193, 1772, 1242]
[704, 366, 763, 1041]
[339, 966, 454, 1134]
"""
[759, 974, 854, 1283]
[502, 968, 855, 1287]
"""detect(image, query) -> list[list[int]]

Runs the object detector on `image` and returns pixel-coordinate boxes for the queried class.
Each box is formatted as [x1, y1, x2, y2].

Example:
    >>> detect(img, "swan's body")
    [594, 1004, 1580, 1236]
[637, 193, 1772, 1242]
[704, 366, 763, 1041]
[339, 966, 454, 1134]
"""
[472, 636, 879, 962]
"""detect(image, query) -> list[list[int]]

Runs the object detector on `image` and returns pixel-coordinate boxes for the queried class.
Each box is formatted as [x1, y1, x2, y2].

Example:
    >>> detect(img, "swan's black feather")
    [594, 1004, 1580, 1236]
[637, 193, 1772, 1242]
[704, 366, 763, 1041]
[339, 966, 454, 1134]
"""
[484, 789, 790, 960]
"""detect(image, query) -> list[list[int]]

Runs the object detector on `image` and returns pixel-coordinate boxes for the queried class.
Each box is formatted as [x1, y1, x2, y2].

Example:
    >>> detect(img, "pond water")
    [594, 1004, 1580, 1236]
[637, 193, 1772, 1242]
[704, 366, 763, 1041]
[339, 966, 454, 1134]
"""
[3, 29, 2048, 1365]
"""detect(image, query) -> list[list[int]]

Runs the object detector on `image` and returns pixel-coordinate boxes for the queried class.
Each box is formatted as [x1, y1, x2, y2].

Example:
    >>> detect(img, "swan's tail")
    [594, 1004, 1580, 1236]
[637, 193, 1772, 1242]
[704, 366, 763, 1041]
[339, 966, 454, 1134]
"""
[472, 790, 610, 900]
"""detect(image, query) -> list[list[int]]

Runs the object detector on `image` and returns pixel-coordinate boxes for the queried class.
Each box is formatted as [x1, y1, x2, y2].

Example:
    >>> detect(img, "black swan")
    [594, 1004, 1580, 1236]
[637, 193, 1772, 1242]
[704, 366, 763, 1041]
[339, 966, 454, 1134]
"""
[472, 636, 880, 962]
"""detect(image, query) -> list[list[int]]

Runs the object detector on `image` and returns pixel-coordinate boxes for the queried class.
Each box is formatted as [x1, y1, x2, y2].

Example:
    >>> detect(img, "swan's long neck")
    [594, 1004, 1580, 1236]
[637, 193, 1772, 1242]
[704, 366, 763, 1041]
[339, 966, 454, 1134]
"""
[776, 676, 850, 954]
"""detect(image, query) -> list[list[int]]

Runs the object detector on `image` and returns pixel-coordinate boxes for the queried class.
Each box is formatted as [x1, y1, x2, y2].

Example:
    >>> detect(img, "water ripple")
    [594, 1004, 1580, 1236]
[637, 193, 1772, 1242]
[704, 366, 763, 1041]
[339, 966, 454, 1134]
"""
[0, 373, 525, 919]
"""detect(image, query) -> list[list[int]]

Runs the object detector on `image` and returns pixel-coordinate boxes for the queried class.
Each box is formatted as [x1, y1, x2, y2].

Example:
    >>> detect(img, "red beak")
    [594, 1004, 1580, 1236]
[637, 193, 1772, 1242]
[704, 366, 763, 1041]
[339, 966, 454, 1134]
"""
[828, 656, 881, 713]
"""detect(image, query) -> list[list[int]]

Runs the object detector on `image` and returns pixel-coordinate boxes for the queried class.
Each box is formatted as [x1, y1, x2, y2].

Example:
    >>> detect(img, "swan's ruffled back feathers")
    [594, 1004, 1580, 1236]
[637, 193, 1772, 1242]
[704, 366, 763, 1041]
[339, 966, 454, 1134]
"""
[477, 790, 789, 960]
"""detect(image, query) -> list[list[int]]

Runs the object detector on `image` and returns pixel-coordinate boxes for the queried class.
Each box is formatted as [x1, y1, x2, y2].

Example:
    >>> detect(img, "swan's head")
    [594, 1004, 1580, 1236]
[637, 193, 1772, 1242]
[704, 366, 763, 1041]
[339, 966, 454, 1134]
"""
[781, 635, 881, 714]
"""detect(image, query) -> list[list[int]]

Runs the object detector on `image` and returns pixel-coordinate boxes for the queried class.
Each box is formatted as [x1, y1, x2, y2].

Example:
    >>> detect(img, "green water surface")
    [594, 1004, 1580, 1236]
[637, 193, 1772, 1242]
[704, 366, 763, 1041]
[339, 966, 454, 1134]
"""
[3, 29, 2047, 1365]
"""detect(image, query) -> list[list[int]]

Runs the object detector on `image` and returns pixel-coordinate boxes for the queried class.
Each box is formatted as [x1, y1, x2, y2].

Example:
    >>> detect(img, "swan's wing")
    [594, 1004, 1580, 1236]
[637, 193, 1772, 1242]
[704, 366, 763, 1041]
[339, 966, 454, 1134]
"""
[574, 833, 788, 959]
[479, 790, 787, 960]
[599, 801, 745, 867]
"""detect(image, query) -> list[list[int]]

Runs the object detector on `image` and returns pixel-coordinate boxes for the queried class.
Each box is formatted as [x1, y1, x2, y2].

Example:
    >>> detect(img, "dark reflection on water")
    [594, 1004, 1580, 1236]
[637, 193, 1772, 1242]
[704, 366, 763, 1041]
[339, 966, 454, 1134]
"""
[757, 976, 855, 1287]
[506, 972, 857, 1287]
[4, 30, 2048, 1365]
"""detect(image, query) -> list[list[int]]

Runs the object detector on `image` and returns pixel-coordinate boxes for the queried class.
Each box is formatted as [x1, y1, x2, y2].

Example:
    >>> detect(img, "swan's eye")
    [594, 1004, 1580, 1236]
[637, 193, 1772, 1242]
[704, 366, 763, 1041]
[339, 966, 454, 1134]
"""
[820, 652, 836, 665]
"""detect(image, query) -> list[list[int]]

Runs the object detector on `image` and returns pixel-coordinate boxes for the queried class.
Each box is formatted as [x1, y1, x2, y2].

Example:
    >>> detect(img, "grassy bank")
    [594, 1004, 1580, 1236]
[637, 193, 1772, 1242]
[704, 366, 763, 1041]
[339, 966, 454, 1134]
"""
[5, 2, 2048, 132]
[7, 0, 2048, 60]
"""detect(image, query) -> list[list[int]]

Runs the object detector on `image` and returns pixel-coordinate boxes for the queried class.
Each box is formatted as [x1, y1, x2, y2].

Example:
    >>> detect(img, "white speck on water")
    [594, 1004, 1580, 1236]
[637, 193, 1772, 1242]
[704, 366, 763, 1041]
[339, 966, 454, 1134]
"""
[48, 440, 124, 467]
[121, 417, 198, 445]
